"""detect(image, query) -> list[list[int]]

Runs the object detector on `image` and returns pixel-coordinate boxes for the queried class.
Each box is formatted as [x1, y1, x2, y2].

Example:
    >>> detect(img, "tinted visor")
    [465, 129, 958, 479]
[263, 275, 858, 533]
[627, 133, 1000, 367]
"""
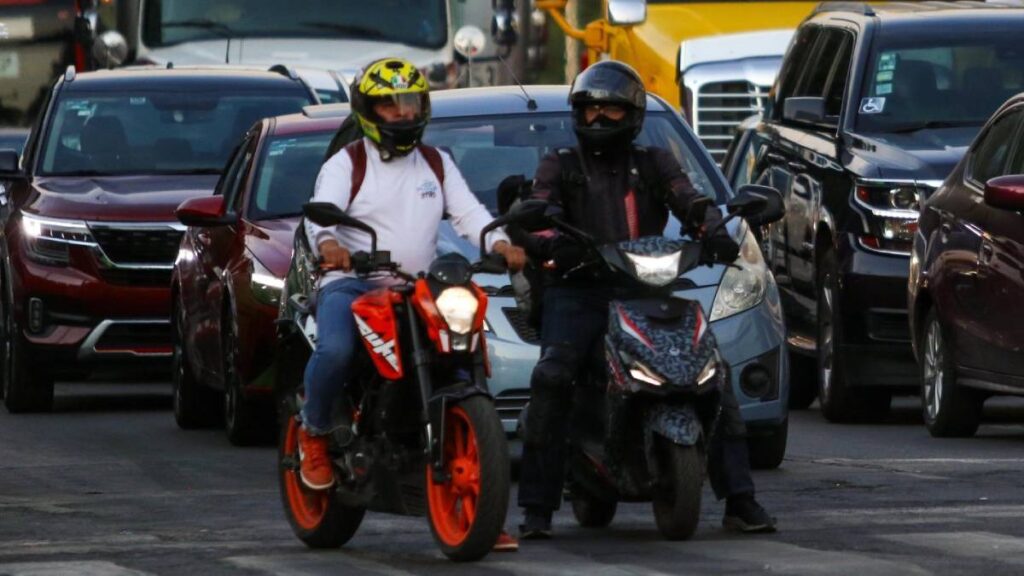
[571, 65, 646, 110]
[367, 92, 430, 124]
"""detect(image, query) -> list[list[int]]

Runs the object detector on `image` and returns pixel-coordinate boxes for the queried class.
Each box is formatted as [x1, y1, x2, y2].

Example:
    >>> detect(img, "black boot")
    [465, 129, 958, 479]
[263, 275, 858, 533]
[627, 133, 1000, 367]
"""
[519, 508, 553, 540]
[723, 494, 777, 533]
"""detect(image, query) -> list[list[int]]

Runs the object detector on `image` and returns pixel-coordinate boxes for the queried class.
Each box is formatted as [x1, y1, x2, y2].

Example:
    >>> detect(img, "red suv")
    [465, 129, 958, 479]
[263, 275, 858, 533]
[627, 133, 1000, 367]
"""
[0, 66, 315, 412]
[172, 110, 341, 444]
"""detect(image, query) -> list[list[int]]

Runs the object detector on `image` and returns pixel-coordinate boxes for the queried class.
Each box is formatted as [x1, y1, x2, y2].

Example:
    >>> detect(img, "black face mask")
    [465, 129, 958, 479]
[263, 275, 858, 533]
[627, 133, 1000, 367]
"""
[573, 107, 637, 152]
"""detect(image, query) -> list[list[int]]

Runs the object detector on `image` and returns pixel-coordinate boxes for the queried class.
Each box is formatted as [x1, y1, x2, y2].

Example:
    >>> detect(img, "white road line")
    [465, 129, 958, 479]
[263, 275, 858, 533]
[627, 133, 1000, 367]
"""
[0, 561, 154, 576]
[226, 554, 421, 576]
[878, 532, 1024, 565]
[663, 540, 933, 576]
[488, 547, 678, 576]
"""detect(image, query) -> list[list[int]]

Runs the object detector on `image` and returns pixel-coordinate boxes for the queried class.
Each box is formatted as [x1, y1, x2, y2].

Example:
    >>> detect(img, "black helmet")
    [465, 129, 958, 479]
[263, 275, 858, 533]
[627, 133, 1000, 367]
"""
[569, 61, 646, 149]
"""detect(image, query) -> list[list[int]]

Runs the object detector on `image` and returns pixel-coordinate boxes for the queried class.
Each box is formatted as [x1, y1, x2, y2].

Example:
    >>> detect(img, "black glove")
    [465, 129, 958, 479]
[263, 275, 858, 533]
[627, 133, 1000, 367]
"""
[706, 233, 740, 263]
[550, 242, 588, 273]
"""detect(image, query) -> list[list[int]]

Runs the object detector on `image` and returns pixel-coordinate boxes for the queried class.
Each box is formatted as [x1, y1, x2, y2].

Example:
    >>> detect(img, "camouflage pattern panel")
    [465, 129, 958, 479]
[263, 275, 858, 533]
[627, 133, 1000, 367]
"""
[644, 403, 703, 449]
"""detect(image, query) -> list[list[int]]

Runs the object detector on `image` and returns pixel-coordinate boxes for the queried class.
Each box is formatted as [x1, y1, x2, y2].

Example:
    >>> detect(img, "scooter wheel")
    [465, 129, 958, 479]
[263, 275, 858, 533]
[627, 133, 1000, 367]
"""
[571, 492, 617, 528]
[652, 438, 703, 541]
[279, 414, 364, 548]
[426, 395, 509, 562]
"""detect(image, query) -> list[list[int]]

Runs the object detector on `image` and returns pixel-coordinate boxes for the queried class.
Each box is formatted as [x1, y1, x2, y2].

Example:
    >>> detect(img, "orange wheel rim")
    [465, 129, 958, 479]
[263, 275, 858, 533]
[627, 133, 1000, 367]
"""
[283, 417, 329, 531]
[426, 406, 480, 547]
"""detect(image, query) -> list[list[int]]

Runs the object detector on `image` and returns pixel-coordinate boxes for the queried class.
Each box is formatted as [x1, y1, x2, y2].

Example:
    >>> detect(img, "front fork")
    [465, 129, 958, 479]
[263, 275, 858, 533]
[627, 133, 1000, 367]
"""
[403, 302, 490, 483]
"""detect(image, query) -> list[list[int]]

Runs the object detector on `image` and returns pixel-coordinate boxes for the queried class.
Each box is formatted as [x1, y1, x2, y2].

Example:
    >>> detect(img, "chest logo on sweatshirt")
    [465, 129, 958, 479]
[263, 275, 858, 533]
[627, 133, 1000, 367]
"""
[418, 179, 439, 200]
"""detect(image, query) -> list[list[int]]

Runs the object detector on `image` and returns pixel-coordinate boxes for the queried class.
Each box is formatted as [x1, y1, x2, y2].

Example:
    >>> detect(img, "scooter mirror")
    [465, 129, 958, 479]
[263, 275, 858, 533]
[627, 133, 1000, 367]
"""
[734, 185, 785, 226]
[507, 199, 562, 232]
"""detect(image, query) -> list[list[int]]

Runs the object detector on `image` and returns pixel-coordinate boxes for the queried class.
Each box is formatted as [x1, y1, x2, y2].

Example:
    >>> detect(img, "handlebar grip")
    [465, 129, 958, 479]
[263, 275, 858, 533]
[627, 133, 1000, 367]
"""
[350, 251, 372, 273]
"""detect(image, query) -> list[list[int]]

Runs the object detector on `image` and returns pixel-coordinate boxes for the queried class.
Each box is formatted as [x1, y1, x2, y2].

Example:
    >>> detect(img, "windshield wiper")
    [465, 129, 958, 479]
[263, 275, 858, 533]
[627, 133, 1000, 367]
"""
[888, 120, 982, 134]
[300, 22, 388, 40]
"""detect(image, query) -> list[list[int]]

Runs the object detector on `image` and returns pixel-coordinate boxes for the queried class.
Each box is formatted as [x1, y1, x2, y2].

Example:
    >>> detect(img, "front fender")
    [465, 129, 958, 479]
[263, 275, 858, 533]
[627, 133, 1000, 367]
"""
[644, 403, 702, 448]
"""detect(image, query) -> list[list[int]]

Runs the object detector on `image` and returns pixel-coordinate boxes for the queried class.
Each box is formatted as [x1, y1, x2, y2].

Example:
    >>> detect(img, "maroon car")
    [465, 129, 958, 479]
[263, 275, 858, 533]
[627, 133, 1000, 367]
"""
[0, 66, 315, 412]
[909, 93, 1024, 438]
[172, 111, 342, 444]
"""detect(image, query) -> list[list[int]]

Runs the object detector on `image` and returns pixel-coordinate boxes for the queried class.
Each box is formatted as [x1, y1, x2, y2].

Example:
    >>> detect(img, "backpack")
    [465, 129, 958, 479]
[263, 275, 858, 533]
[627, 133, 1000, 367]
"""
[342, 139, 445, 204]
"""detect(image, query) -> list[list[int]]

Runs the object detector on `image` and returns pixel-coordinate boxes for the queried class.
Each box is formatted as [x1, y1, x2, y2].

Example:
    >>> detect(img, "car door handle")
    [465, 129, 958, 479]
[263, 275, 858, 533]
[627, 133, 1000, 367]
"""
[939, 222, 951, 243]
[979, 242, 994, 265]
[792, 174, 811, 199]
[788, 161, 805, 171]
[766, 152, 787, 165]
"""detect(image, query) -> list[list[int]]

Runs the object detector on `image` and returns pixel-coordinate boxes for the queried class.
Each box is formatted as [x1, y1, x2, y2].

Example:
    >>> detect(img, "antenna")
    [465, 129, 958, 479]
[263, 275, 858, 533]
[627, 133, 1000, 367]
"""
[496, 49, 537, 111]
[225, 36, 231, 64]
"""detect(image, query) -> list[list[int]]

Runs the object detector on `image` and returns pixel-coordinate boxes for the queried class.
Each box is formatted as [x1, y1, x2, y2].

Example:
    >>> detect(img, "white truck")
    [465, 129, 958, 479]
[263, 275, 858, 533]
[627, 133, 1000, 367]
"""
[677, 29, 794, 164]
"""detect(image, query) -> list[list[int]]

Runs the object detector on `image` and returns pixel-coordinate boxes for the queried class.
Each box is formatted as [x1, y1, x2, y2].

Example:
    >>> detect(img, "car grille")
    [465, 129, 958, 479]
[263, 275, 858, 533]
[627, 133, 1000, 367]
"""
[90, 227, 184, 266]
[501, 307, 541, 345]
[696, 81, 771, 164]
[98, 268, 173, 287]
[494, 388, 531, 425]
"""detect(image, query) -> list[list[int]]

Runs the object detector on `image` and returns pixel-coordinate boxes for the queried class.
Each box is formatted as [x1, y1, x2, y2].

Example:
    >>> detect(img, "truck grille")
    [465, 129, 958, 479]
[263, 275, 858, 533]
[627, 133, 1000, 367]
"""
[501, 307, 541, 345]
[696, 81, 771, 164]
[90, 226, 184, 266]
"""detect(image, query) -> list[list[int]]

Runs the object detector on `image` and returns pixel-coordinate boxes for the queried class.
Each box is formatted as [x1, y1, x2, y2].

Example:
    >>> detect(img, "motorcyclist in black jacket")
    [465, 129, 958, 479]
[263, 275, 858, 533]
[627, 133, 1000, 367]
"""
[516, 61, 776, 539]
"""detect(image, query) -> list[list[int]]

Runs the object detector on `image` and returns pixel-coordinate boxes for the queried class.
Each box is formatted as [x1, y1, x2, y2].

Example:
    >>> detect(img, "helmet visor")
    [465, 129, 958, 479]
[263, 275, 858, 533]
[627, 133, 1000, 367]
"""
[571, 66, 646, 109]
[367, 92, 429, 124]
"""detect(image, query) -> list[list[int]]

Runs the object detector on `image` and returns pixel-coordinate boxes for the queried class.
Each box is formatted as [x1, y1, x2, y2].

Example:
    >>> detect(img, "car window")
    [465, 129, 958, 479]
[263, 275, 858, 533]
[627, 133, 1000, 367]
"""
[1009, 127, 1024, 175]
[249, 132, 334, 220]
[856, 27, 1024, 134]
[38, 89, 311, 177]
[423, 112, 725, 214]
[968, 108, 1024, 186]
[774, 25, 821, 115]
[728, 134, 758, 189]
[824, 32, 854, 117]
[215, 134, 254, 198]
[796, 28, 847, 98]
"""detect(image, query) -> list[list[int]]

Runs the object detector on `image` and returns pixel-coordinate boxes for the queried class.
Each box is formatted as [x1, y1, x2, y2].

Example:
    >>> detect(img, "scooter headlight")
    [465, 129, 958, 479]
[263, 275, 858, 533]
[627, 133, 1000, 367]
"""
[629, 360, 667, 387]
[624, 251, 682, 287]
[435, 286, 479, 335]
[696, 356, 718, 387]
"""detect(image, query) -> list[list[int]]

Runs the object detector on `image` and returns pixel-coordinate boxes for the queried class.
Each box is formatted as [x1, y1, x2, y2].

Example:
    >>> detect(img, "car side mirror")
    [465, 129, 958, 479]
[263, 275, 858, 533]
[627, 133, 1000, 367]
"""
[176, 196, 234, 227]
[984, 175, 1024, 212]
[783, 97, 828, 125]
[607, 0, 647, 25]
[92, 30, 128, 69]
[0, 149, 21, 177]
[727, 185, 785, 226]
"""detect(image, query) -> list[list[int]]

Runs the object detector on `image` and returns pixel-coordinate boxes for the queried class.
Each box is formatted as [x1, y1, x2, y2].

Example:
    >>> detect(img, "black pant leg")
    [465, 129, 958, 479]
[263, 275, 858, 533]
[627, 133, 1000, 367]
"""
[707, 374, 756, 500]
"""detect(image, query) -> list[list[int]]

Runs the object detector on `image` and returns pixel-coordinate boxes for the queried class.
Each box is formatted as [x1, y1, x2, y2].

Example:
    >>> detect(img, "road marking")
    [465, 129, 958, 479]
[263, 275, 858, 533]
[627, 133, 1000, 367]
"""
[0, 561, 153, 576]
[662, 540, 933, 576]
[488, 547, 678, 576]
[227, 554, 422, 576]
[879, 532, 1024, 565]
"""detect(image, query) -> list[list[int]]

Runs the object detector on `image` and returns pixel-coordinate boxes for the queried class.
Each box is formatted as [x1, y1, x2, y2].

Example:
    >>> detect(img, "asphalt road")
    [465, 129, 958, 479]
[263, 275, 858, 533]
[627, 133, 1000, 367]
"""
[4, 384, 1024, 575]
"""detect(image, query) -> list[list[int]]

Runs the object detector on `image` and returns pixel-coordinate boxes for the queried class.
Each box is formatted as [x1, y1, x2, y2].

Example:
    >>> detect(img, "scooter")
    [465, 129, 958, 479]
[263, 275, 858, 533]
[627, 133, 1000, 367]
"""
[275, 202, 518, 561]
[515, 187, 783, 540]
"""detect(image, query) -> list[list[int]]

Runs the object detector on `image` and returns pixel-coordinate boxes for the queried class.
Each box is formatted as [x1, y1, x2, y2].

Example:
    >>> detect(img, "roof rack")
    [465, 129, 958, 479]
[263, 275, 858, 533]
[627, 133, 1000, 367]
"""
[268, 64, 299, 81]
[64, 65, 76, 82]
[813, 1, 875, 16]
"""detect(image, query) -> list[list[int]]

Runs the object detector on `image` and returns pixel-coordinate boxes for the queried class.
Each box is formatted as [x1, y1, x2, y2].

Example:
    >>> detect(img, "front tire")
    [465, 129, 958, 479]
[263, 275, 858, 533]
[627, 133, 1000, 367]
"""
[2, 284, 53, 413]
[279, 413, 365, 548]
[652, 438, 703, 541]
[426, 395, 509, 562]
[921, 310, 981, 438]
[223, 319, 271, 446]
[571, 491, 617, 528]
[816, 249, 891, 422]
[788, 352, 817, 410]
[748, 420, 788, 470]
[172, 301, 220, 429]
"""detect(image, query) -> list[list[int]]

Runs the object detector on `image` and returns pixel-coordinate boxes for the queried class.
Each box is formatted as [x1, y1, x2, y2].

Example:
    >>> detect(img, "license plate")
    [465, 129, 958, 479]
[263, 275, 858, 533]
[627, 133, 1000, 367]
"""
[0, 51, 18, 79]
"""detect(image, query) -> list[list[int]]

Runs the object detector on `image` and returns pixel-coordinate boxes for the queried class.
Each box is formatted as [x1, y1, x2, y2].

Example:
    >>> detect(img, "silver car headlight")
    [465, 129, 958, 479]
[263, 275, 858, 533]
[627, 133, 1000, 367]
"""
[710, 225, 770, 322]
[250, 257, 284, 307]
[435, 286, 479, 335]
[21, 212, 96, 265]
[624, 251, 681, 287]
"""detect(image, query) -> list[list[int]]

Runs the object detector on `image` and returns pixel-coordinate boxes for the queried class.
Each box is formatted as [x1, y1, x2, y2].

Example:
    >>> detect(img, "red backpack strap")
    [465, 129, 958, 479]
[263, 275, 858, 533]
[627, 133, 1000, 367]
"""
[344, 139, 368, 205]
[418, 144, 446, 188]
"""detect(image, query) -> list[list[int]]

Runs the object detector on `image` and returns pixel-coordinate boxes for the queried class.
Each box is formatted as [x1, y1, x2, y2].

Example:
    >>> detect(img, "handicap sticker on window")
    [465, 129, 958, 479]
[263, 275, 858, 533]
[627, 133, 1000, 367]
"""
[860, 97, 886, 114]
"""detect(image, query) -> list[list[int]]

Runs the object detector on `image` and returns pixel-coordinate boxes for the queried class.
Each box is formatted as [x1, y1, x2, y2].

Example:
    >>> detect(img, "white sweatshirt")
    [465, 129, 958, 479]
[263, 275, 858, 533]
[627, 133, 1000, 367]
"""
[306, 138, 509, 286]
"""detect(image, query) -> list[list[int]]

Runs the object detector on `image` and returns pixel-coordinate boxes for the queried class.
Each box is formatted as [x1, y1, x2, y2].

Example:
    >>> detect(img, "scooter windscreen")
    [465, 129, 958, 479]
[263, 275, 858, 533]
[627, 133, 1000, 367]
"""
[599, 237, 703, 287]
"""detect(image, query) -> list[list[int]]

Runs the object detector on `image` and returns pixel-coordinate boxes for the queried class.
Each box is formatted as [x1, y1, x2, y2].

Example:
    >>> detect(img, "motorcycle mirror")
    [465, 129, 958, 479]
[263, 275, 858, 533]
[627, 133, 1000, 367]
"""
[734, 185, 785, 226]
[506, 199, 562, 232]
[302, 202, 378, 248]
[684, 197, 713, 230]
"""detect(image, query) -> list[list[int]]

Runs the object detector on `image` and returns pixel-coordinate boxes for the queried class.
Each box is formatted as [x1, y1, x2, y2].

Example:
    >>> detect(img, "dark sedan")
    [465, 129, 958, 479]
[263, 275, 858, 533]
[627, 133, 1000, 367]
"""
[909, 93, 1024, 437]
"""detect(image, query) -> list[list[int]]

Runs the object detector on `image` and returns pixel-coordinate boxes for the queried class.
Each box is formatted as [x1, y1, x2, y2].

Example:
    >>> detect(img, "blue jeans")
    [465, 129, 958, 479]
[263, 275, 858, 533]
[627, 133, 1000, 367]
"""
[301, 278, 371, 435]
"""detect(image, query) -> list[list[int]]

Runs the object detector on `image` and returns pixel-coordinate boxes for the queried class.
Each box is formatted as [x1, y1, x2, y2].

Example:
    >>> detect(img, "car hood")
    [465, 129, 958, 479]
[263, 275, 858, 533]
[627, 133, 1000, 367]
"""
[848, 127, 980, 182]
[145, 38, 448, 73]
[27, 175, 220, 222]
[247, 217, 299, 278]
[438, 215, 743, 291]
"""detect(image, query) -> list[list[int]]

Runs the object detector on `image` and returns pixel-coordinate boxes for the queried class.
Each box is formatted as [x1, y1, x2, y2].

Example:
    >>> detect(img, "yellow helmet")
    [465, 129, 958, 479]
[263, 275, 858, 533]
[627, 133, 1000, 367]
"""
[351, 58, 430, 159]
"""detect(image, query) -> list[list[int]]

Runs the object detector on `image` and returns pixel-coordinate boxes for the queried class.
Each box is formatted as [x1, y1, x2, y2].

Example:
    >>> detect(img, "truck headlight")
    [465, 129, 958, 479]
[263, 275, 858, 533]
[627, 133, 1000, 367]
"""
[21, 212, 95, 265]
[710, 225, 769, 322]
[250, 257, 284, 307]
[435, 286, 479, 335]
[624, 251, 682, 287]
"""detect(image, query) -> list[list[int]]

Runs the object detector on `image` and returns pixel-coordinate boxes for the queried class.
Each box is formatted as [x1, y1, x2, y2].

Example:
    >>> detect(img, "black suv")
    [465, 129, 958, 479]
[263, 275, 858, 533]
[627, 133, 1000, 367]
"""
[749, 2, 1024, 421]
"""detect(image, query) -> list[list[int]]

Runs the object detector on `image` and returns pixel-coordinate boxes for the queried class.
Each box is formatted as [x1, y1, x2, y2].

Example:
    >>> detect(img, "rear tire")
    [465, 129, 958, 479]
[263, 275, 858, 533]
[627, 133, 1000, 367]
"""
[921, 310, 981, 438]
[571, 491, 617, 528]
[172, 301, 220, 429]
[426, 395, 509, 562]
[3, 292, 53, 413]
[279, 412, 364, 548]
[747, 420, 788, 470]
[652, 438, 703, 541]
[816, 249, 891, 423]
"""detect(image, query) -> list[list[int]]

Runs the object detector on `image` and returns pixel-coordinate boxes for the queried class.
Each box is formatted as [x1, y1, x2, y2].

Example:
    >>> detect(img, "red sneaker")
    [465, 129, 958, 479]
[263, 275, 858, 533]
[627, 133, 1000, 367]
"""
[493, 530, 519, 552]
[298, 428, 334, 490]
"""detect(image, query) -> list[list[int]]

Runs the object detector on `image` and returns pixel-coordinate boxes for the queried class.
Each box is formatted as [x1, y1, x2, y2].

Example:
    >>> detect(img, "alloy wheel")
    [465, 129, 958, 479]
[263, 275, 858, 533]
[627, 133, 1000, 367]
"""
[923, 320, 944, 422]
[820, 278, 835, 401]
